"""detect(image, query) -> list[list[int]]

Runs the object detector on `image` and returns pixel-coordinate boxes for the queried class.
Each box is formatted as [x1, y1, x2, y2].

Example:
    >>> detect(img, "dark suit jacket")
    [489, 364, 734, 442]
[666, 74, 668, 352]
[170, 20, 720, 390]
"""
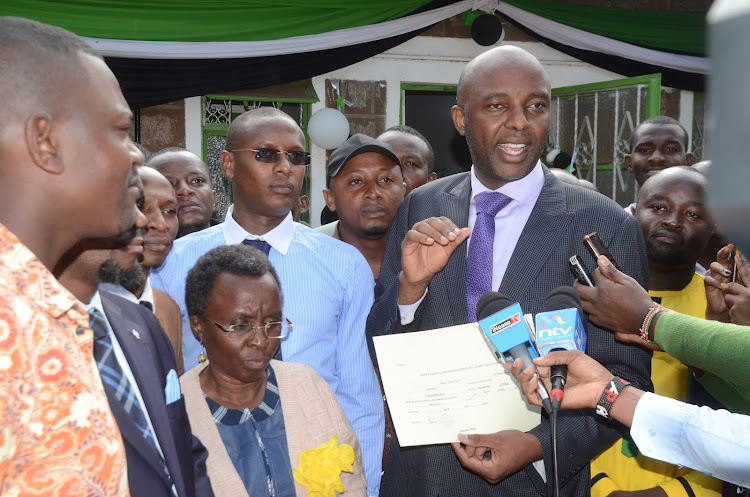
[367, 167, 652, 497]
[100, 291, 212, 497]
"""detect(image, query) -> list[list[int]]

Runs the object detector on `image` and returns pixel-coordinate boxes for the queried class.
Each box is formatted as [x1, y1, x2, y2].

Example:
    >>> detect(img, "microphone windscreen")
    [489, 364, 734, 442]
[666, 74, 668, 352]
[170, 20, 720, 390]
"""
[541, 286, 582, 313]
[476, 291, 515, 321]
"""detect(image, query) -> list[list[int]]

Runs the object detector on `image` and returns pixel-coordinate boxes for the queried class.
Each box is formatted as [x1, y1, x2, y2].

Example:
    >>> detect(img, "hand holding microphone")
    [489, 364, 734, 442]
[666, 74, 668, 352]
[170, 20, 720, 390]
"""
[534, 286, 587, 411]
[476, 292, 553, 414]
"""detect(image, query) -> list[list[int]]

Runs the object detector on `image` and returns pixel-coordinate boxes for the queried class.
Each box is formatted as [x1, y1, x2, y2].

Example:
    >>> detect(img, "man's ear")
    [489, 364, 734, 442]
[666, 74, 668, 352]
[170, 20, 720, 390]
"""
[322, 189, 337, 212]
[685, 152, 695, 166]
[451, 105, 466, 137]
[26, 115, 63, 174]
[428, 172, 438, 182]
[624, 154, 633, 173]
[220, 151, 234, 180]
[298, 195, 310, 215]
[190, 315, 206, 344]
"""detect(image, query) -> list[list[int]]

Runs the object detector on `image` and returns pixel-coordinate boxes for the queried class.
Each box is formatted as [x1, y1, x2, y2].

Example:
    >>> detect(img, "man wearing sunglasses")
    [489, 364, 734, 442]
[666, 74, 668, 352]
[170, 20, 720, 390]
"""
[152, 107, 384, 497]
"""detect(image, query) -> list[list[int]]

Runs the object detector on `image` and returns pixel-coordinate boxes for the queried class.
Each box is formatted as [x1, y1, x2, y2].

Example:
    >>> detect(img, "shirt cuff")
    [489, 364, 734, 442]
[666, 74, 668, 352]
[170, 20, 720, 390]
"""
[630, 392, 691, 464]
[398, 289, 427, 326]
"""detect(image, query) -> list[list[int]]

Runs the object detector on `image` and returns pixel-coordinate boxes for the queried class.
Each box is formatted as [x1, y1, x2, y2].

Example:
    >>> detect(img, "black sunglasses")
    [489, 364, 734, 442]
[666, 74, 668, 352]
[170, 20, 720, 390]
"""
[229, 147, 310, 166]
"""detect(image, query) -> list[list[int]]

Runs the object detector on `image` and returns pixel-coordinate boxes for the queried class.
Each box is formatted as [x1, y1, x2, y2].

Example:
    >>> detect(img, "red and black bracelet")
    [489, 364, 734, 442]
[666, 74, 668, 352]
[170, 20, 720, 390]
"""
[595, 376, 631, 419]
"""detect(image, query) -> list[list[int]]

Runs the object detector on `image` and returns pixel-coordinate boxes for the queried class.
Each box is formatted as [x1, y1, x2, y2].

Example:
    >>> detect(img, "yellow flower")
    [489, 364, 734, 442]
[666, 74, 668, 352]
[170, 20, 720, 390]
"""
[293, 435, 354, 497]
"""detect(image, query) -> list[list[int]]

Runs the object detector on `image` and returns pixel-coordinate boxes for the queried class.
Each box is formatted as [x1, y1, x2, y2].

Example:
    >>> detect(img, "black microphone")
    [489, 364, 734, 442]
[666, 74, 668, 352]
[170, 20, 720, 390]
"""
[534, 286, 587, 411]
[476, 292, 552, 414]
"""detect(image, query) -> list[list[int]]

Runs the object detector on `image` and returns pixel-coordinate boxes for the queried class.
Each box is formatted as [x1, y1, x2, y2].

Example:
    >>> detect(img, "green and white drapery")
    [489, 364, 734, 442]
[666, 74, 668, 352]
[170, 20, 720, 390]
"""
[0, 0, 708, 106]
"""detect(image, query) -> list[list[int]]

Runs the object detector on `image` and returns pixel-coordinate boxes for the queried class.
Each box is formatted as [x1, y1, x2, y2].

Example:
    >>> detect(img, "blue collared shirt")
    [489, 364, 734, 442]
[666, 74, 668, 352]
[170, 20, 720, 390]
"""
[152, 208, 384, 496]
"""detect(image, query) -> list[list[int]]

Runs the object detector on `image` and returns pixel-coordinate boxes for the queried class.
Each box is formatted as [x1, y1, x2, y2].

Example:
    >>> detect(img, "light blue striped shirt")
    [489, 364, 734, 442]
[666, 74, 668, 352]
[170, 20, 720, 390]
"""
[151, 208, 384, 495]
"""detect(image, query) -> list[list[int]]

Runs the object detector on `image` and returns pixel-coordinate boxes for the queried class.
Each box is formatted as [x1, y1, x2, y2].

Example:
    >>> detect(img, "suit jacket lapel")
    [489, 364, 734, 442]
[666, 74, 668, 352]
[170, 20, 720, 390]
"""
[101, 295, 174, 487]
[499, 169, 569, 301]
[437, 173, 472, 322]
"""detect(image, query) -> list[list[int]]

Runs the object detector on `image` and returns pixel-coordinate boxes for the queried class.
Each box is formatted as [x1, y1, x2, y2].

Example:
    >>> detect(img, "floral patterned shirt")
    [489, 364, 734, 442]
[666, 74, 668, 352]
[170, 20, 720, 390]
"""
[0, 223, 129, 496]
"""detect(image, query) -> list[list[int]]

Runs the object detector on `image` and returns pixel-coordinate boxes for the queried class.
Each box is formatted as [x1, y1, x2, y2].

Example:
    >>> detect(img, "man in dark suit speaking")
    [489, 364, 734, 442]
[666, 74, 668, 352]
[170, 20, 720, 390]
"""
[368, 46, 652, 497]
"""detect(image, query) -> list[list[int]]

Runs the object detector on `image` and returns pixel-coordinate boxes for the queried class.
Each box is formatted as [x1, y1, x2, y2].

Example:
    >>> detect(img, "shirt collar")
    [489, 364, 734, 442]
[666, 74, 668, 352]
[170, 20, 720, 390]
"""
[98, 276, 154, 309]
[469, 160, 545, 207]
[222, 204, 295, 255]
[86, 290, 105, 315]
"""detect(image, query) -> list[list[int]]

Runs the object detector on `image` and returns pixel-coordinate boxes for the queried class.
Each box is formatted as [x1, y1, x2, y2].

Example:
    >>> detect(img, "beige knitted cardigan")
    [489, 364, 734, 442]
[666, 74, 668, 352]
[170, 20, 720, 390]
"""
[181, 360, 367, 497]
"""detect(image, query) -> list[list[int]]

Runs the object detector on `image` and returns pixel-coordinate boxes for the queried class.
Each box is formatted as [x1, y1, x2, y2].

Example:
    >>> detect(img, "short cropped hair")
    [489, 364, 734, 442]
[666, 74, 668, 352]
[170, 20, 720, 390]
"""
[225, 107, 297, 152]
[629, 116, 689, 152]
[185, 244, 282, 318]
[382, 125, 435, 173]
[0, 17, 101, 133]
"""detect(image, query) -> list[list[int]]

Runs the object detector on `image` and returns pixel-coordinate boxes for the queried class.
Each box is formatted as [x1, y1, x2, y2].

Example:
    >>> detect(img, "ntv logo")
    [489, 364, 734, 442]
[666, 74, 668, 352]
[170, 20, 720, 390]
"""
[537, 315, 573, 338]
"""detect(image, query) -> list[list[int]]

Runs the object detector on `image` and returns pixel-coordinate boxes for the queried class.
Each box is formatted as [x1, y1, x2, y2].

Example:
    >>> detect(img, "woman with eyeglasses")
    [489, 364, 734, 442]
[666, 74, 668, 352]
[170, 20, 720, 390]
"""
[180, 244, 366, 497]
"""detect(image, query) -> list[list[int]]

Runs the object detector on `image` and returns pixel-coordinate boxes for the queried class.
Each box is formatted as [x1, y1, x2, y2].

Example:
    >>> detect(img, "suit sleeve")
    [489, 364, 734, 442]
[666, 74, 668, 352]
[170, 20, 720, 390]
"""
[530, 213, 654, 493]
[190, 434, 213, 497]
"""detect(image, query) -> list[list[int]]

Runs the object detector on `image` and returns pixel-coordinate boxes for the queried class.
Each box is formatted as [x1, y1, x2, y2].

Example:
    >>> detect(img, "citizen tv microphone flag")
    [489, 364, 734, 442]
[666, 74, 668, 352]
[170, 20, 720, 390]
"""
[476, 292, 552, 414]
[535, 286, 587, 411]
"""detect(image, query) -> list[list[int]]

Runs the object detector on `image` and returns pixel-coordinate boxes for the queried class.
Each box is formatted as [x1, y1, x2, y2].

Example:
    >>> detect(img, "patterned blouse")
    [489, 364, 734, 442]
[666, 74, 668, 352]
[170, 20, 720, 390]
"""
[0, 223, 129, 496]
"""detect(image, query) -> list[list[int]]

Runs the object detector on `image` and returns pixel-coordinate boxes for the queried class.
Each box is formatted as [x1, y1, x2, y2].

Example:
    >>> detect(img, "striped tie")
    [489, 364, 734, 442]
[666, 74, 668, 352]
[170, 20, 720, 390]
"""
[88, 308, 174, 491]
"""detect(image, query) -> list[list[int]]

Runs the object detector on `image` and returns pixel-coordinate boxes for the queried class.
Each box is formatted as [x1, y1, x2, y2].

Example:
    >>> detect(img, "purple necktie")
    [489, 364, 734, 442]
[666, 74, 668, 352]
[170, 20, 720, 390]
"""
[466, 191, 512, 322]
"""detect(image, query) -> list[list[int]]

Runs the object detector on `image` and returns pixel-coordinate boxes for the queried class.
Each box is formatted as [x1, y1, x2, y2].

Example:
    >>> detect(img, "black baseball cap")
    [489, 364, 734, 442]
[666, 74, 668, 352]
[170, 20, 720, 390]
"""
[326, 133, 401, 187]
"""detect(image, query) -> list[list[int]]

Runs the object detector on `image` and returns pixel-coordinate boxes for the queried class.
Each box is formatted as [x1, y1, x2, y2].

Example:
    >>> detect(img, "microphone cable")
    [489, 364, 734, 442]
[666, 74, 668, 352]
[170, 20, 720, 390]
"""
[551, 407, 561, 497]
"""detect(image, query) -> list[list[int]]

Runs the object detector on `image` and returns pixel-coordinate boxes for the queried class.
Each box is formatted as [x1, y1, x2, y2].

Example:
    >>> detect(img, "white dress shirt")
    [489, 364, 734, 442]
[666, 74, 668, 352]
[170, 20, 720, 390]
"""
[631, 391, 750, 487]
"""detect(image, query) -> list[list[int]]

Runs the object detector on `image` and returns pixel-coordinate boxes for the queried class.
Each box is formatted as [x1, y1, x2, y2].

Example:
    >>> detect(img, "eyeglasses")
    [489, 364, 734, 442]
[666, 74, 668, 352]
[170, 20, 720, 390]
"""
[229, 147, 310, 166]
[206, 317, 293, 341]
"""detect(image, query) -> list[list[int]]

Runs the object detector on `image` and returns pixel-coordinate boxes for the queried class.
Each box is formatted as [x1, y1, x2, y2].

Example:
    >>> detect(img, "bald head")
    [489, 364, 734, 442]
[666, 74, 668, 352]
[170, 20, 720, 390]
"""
[457, 45, 550, 107]
[225, 107, 301, 151]
[691, 159, 711, 177]
[637, 166, 707, 203]
[0, 17, 100, 133]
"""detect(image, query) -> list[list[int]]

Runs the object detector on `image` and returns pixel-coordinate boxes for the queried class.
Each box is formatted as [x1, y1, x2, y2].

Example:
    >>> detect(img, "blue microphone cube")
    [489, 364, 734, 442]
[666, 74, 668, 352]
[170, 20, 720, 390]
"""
[478, 302, 539, 363]
[535, 308, 587, 356]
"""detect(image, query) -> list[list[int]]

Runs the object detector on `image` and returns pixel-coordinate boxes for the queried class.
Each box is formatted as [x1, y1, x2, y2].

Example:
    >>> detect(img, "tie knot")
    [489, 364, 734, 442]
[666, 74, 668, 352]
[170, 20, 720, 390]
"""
[242, 238, 272, 256]
[475, 191, 511, 217]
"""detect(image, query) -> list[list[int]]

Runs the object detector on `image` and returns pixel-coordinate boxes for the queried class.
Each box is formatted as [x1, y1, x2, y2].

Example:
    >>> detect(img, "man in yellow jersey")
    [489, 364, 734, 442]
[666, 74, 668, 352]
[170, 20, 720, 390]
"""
[591, 166, 721, 497]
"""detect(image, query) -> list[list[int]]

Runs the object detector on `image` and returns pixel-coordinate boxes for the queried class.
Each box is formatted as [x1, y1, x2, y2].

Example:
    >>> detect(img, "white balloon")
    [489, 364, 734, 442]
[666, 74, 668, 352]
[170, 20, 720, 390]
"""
[546, 148, 561, 164]
[308, 108, 350, 150]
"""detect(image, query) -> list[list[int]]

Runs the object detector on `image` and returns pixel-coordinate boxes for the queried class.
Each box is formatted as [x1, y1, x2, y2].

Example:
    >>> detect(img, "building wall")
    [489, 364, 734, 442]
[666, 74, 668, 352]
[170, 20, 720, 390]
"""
[173, 32, 694, 225]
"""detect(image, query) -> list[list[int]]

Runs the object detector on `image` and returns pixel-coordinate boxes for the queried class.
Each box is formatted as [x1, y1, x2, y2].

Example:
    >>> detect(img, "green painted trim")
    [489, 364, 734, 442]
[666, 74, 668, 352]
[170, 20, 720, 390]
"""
[552, 74, 661, 97]
[400, 82, 458, 125]
[645, 73, 661, 118]
[401, 82, 458, 93]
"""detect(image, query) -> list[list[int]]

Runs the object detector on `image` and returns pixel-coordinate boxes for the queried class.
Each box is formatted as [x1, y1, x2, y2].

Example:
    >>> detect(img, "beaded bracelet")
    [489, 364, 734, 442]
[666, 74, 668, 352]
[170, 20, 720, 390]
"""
[595, 376, 631, 419]
[639, 305, 666, 343]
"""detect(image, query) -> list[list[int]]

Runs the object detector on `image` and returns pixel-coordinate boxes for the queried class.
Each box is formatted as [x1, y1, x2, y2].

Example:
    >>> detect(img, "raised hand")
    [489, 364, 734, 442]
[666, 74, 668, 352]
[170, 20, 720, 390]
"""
[398, 216, 470, 304]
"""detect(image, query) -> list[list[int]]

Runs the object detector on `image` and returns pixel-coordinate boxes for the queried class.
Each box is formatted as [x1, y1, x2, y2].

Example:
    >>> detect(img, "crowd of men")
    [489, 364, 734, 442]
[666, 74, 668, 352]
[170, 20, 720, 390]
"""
[1, 15, 748, 497]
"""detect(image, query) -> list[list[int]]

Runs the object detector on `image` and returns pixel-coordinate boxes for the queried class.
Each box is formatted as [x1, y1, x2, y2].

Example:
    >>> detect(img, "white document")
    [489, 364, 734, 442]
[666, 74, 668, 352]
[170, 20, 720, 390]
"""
[373, 323, 542, 447]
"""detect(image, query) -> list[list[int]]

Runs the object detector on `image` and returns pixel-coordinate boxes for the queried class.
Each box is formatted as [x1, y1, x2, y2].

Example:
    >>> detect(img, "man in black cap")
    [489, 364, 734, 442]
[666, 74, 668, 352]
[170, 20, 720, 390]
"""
[320, 134, 405, 282]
